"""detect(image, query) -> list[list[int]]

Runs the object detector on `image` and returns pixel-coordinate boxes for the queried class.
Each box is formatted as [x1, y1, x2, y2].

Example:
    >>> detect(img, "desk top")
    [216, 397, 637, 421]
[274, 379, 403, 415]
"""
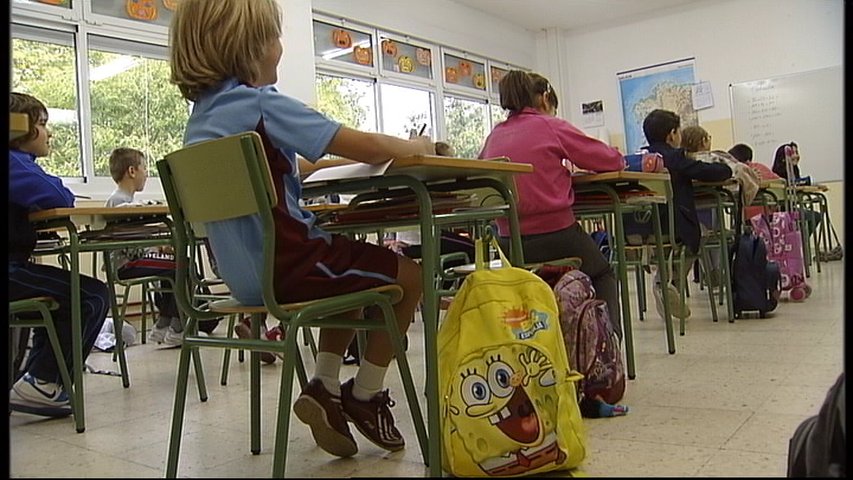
[29, 205, 170, 223]
[305, 155, 533, 185]
[572, 170, 670, 184]
[10, 113, 28, 141]
[796, 184, 829, 193]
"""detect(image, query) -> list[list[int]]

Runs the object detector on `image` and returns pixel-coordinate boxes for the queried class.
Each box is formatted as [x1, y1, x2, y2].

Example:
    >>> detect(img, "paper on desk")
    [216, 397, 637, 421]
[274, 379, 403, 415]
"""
[303, 160, 392, 183]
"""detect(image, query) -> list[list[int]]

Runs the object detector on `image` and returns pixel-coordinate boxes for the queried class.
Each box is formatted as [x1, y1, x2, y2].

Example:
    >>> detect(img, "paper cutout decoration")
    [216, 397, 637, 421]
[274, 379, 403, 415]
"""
[398, 56, 415, 73]
[416, 48, 431, 66]
[458, 61, 472, 77]
[445, 67, 459, 84]
[472, 73, 486, 89]
[353, 46, 373, 66]
[127, 0, 158, 21]
[162, 0, 178, 11]
[332, 29, 352, 49]
[35, 0, 67, 5]
[382, 40, 398, 57]
[491, 68, 505, 84]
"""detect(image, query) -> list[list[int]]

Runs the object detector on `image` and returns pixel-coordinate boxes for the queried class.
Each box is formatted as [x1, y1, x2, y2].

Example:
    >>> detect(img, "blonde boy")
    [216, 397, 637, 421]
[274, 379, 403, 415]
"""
[170, 0, 434, 457]
[106, 148, 183, 345]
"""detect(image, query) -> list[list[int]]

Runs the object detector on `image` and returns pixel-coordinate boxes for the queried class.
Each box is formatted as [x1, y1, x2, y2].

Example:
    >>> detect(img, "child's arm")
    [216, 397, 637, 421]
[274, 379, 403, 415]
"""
[9, 153, 75, 210]
[669, 150, 733, 182]
[551, 119, 624, 173]
[325, 126, 435, 164]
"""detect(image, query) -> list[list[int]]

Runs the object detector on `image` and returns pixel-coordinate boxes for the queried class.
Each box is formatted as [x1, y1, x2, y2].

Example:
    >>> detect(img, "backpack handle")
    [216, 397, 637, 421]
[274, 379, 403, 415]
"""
[474, 236, 512, 270]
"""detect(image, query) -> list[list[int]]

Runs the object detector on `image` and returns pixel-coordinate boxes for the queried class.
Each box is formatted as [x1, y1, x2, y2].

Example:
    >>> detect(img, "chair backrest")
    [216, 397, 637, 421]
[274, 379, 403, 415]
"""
[157, 131, 278, 318]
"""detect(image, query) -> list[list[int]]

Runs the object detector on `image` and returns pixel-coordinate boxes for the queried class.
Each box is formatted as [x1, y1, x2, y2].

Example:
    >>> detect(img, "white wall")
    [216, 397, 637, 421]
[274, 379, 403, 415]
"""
[277, 0, 318, 105]
[311, 0, 536, 69]
[541, 0, 843, 142]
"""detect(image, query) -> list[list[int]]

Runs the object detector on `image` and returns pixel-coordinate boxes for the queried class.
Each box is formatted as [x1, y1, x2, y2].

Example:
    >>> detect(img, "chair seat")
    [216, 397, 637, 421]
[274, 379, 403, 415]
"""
[207, 285, 404, 314]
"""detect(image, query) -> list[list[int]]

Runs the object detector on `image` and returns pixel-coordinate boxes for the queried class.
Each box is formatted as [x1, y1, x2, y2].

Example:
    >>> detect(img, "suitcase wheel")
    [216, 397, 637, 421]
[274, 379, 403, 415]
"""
[790, 287, 807, 302]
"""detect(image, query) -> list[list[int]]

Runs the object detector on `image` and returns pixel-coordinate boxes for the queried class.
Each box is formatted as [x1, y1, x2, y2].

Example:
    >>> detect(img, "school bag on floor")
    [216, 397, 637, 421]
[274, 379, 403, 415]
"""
[729, 191, 780, 318]
[750, 211, 811, 302]
[553, 269, 626, 405]
[438, 238, 586, 477]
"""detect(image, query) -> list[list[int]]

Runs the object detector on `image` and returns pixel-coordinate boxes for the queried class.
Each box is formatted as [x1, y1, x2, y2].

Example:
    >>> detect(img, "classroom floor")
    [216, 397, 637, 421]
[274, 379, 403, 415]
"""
[9, 260, 844, 478]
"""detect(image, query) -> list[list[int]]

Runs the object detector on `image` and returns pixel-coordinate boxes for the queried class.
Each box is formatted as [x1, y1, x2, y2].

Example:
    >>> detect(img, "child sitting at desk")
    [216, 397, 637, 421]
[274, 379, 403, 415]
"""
[9, 92, 110, 417]
[105, 147, 185, 346]
[642, 110, 733, 320]
[170, 0, 434, 457]
[479, 70, 625, 342]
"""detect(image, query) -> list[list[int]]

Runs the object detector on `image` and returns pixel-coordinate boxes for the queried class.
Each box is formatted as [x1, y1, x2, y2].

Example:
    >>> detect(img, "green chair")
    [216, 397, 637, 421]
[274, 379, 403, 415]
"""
[157, 131, 427, 478]
[8, 297, 77, 424]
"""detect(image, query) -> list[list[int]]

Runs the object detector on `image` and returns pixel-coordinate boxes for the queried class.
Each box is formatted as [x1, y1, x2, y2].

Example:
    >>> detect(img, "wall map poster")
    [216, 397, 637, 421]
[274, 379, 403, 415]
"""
[617, 58, 697, 154]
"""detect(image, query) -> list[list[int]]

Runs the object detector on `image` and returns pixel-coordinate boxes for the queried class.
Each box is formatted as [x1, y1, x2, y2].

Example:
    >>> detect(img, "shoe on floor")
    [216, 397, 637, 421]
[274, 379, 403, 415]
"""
[293, 378, 358, 458]
[148, 324, 169, 344]
[653, 282, 691, 320]
[10, 373, 72, 418]
[162, 327, 184, 346]
[234, 320, 277, 365]
[340, 378, 405, 452]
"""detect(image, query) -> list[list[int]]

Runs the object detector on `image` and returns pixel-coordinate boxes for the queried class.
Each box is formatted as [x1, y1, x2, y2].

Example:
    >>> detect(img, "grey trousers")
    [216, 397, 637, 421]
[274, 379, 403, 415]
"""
[500, 222, 622, 340]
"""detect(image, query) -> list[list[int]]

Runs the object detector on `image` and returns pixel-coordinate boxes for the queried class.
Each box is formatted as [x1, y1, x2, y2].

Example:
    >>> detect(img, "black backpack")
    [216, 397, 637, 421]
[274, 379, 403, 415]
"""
[731, 230, 780, 318]
[787, 372, 846, 477]
[730, 192, 780, 318]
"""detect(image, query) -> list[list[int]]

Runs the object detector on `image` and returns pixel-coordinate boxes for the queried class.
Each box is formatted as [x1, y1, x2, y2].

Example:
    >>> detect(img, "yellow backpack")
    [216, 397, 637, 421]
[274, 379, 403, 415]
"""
[438, 239, 586, 477]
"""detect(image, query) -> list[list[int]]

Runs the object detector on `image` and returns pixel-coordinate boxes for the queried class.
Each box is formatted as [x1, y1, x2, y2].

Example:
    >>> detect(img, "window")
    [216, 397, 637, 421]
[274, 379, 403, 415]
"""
[490, 104, 507, 129]
[444, 96, 489, 159]
[313, 20, 375, 71]
[90, 0, 177, 29]
[379, 83, 435, 138]
[315, 73, 377, 132]
[88, 36, 188, 177]
[443, 52, 487, 93]
[11, 27, 82, 178]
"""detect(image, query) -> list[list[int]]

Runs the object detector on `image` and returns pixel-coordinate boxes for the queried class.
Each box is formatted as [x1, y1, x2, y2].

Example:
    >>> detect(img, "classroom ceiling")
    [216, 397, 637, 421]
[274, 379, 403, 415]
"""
[451, 0, 707, 31]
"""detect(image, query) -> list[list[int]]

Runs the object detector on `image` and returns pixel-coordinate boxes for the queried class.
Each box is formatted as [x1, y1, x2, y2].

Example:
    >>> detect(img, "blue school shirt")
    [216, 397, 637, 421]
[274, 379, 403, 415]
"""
[184, 79, 341, 305]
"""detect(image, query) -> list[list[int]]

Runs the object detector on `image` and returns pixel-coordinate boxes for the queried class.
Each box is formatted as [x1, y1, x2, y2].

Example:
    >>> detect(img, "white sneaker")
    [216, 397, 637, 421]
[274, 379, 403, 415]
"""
[10, 373, 72, 417]
[148, 324, 170, 344]
[163, 328, 183, 346]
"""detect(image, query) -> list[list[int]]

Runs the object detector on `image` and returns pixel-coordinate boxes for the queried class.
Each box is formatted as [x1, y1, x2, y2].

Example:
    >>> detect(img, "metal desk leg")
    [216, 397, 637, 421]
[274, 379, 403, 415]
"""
[69, 227, 86, 433]
[650, 203, 676, 354]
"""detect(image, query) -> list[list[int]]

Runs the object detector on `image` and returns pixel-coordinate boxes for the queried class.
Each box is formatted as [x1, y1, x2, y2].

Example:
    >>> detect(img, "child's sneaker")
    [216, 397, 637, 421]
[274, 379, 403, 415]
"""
[148, 324, 169, 344]
[234, 318, 277, 365]
[10, 373, 72, 418]
[163, 327, 184, 346]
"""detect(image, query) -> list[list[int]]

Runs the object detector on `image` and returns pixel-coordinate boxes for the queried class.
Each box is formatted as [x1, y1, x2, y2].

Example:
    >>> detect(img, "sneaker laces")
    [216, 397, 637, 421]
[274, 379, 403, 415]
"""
[373, 390, 398, 430]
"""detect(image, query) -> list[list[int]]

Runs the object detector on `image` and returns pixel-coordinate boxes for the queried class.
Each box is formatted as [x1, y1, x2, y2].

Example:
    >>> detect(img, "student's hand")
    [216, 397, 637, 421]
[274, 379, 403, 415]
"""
[410, 136, 436, 155]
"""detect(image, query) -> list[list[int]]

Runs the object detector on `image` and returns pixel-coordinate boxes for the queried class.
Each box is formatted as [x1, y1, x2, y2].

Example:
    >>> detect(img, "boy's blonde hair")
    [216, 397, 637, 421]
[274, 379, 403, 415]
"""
[109, 147, 145, 183]
[681, 125, 710, 154]
[170, 0, 282, 102]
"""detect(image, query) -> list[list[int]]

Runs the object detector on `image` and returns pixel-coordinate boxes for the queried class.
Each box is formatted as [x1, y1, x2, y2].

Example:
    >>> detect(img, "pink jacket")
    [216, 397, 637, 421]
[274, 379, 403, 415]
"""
[479, 108, 624, 236]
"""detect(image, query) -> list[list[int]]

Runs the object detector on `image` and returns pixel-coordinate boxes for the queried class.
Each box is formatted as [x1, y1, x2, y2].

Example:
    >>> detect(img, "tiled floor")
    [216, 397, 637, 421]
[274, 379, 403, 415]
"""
[9, 260, 844, 477]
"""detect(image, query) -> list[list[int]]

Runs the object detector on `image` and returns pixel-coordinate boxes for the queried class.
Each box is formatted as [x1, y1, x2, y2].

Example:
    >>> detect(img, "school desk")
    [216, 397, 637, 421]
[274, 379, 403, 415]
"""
[571, 170, 675, 379]
[301, 154, 530, 476]
[795, 184, 833, 274]
[28, 206, 187, 433]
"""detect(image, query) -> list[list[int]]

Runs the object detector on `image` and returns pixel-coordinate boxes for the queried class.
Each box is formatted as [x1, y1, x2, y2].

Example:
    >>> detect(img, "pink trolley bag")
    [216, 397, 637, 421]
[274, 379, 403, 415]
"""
[750, 211, 811, 301]
[749, 145, 812, 302]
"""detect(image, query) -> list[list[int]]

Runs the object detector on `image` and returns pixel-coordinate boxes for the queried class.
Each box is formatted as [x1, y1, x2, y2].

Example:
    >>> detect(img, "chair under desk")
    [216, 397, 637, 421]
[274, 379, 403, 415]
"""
[28, 205, 187, 433]
[302, 154, 530, 476]
[571, 170, 676, 380]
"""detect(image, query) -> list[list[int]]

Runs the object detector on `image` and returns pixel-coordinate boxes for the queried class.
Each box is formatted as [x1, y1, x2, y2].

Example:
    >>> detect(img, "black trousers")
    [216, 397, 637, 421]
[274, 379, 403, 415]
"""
[9, 261, 109, 384]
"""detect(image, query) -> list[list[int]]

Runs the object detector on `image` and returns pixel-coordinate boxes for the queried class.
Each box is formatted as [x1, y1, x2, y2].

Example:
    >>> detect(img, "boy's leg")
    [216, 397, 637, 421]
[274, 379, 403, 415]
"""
[289, 237, 417, 456]
[341, 254, 422, 452]
[9, 262, 109, 416]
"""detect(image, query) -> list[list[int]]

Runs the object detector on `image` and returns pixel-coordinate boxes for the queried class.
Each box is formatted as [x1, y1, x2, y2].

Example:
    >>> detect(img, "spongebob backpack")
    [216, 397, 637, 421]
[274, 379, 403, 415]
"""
[437, 238, 586, 477]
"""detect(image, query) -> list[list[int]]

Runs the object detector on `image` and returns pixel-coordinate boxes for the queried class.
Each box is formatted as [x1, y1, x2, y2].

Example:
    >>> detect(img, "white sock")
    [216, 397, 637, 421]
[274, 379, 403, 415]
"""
[313, 351, 343, 396]
[352, 359, 388, 402]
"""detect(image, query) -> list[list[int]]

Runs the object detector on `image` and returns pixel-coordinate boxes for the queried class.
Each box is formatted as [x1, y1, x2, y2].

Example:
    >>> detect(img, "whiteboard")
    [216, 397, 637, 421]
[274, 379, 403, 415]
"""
[729, 66, 843, 183]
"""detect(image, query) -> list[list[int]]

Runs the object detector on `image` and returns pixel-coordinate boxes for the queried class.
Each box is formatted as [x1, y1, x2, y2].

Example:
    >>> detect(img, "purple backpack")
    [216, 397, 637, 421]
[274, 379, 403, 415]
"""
[554, 270, 626, 405]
